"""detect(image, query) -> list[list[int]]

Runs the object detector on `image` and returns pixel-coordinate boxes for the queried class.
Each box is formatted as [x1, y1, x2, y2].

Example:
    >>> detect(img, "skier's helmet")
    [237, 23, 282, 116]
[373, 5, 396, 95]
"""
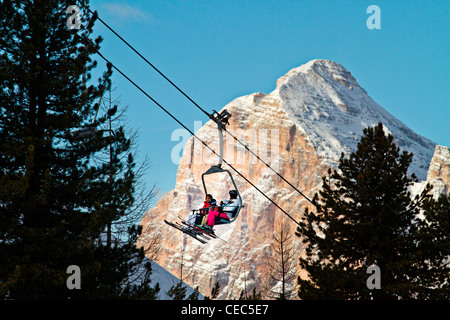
[229, 190, 238, 198]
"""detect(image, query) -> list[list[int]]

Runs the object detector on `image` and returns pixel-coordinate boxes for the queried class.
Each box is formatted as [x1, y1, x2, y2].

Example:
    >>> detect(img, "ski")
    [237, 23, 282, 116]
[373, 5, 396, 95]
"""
[180, 221, 218, 239]
[164, 220, 207, 244]
[169, 220, 220, 244]
[167, 220, 208, 244]
[169, 220, 212, 242]
[173, 221, 212, 240]
[177, 214, 217, 238]
[177, 214, 226, 242]
[167, 220, 204, 240]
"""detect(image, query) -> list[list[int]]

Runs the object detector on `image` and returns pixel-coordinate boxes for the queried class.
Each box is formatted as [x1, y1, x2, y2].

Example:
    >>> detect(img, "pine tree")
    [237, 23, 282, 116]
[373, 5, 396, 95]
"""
[167, 282, 188, 300]
[296, 123, 436, 300]
[238, 287, 262, 300]
[0, 1, 157, 299]
[413, 193, 450, 299]
[186, 286, 201, 300]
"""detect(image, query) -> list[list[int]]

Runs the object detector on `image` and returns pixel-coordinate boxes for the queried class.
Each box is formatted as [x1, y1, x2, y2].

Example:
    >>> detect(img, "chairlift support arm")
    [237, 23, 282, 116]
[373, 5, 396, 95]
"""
[209, 109, 231, 168]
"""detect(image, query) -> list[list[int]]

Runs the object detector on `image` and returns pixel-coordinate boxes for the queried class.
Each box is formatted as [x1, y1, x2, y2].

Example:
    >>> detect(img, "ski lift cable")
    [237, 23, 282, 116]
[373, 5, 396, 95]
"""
[95, 50, 300, 226]
[88, 8, 315, 207]
[223, 130, 315, 206]
[88, 8, 211, 119]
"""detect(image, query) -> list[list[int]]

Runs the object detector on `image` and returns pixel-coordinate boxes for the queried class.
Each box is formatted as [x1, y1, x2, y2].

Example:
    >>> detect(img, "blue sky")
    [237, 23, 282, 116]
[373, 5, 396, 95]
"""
[88, 0, 449, 202]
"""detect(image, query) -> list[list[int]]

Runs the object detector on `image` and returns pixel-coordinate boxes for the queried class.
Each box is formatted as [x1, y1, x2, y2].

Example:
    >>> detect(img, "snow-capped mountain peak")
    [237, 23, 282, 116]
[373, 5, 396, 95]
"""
[272, 59, 435, 179]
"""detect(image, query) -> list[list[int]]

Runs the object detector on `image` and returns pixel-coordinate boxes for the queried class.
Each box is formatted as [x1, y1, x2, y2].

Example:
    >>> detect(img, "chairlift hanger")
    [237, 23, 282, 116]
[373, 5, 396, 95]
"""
[201, 109, 243, 225]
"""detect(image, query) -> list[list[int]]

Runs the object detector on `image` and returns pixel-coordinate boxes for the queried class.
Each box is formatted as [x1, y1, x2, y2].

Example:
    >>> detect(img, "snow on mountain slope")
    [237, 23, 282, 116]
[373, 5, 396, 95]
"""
[274, 59, 435, 180]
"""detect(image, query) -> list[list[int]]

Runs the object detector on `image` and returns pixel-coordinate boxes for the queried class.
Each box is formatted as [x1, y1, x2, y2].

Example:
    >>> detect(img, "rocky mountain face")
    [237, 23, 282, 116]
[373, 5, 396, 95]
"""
[137, 59, 448, 299]
[412, 145, 450, 198]
[426, 145, 450, 191]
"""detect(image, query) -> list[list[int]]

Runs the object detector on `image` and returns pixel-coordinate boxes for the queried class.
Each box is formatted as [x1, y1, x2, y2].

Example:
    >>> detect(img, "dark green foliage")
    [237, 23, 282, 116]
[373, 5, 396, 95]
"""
[0, 0, 158, 299]
[186, 286, 201, 300]
[204, 281, 220, 300]
[238, 287, 262, 300]
[412, 193, 450, 299]
[167, 282, 188, 300]
[167, 282, 201, 300]
[296, 123, 449, 300]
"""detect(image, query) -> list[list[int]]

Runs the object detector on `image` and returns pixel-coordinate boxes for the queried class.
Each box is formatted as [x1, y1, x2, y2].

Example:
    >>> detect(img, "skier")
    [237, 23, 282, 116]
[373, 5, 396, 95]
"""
[221, 190, 241, 219]
[199, 194, 217, 225]
[187, 194, 216, 225]
[203, 205, 221, 233]
[204, 190, 240, 233]
[201, 194, 215, 215]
